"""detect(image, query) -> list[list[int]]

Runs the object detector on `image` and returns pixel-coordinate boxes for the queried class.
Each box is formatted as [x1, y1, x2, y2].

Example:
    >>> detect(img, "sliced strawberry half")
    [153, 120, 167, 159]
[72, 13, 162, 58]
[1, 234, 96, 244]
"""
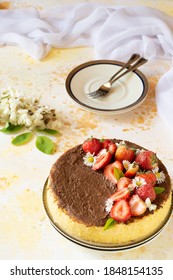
[135, 183, 156, 202]
[108, 143, 117, 154]
[103, 160, 123, 184]
[129, 194, 147, 216]
[92, 149, 112, 171]
[113, 160, 124, 171]
[117, 177, 132, 190]
[125, 162, 139, 178]
[110, 199, 131, 223]
[110, 188, 130, 202]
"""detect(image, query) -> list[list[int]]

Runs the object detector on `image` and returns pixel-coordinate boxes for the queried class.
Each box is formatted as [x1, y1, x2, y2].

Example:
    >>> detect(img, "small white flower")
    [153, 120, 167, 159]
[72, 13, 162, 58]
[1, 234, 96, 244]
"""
[122, 160, 131, 170]
[152, 167, 166, 183]
[145, 198, 157, 211]
[9, 112, 17, 123]
[83, 152, 96, 167]
[116, 140, 126, 147]
[149, 204, 157, 211]
[135, 148, 145, 155]
[105, 198, 113, 213]
[25, 115, 33, 127]
[145, 197, 151, 208]
[132, 177, 146, 188]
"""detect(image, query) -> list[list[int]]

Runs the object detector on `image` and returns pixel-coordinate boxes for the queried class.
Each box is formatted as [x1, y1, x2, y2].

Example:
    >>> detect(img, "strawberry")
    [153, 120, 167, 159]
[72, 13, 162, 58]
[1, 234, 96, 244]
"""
[101, 139, 112, 149]
[115, 144, 135, 162]
[103, 160, 123, 184]
[92, 149, 112, 170]
[110, 199, 131, 222]
[129, 195, 147, 216]
[102, 139, 117, 154]
[82, 137, 102, 155]
[113, 160, 124, 171]
[135, 183, 156, 202]
[110, 188, 130, 202]
[135, 150, 158, 170]
[108, 143, 117, 154]
[136, 172, 157, 187]
[117, 177, 132, 190]
[125, 162, 139, 178]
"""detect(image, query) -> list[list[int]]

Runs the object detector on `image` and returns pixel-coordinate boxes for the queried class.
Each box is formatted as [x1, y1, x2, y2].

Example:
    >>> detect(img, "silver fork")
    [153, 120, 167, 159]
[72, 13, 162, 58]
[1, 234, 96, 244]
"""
[87, 54, 147, 99]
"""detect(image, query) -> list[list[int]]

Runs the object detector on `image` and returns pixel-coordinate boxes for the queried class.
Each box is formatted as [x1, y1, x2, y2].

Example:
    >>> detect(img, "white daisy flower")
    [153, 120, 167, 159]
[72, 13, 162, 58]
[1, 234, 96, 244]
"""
[83, 152, 96, 167]
[145, 198, 157, 211]
[132, 177, 146, 188]
[152, 167, 166, 183]
[105, 198, 113, 213]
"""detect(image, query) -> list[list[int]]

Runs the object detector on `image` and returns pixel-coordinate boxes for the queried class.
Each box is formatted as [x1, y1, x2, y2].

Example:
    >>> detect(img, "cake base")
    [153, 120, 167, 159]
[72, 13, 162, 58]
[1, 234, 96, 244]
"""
[43, 179, 173, 251]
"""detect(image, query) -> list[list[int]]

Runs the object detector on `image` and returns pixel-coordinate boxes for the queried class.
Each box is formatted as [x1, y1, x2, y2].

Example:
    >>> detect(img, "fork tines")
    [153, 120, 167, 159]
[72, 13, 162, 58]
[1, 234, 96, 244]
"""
[87, 89, 108, 99]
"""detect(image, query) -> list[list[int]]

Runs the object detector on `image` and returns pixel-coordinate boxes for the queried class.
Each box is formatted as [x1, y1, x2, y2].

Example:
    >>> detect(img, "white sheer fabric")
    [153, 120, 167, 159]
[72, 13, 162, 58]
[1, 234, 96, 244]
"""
[0, 3, 173, 128]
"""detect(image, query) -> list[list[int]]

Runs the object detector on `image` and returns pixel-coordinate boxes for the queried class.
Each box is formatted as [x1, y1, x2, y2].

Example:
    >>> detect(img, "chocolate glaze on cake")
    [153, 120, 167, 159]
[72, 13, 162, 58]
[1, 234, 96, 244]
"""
[50, 145, 116, 226]
[49, 139, 171, 227]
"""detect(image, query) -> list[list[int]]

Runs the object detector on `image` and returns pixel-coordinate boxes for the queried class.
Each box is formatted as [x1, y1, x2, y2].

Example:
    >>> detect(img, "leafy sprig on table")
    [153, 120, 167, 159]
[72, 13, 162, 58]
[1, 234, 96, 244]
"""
[0, 123, 60, 155]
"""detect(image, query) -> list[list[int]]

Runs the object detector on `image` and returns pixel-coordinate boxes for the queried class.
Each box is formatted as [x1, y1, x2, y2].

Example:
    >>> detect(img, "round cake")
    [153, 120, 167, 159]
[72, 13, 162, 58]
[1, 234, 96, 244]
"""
[45, 137, 172, 247]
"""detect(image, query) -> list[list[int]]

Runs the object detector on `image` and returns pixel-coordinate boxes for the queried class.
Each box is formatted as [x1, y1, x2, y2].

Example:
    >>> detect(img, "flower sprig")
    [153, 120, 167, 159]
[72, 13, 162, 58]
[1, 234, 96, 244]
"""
[0, 89, 61, 154]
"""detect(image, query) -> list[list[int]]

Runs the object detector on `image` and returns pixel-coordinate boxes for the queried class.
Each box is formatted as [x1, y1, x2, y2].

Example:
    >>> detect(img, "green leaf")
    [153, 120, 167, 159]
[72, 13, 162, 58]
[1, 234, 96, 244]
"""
[11, 132, 33, 146]
[154, 186, 165, 195]
[36, 136, 55, 154]
[0, 123, 24, 134]
[0, 94, 10, 100]
[114, 167, 124, 180]
[38, 128, 60, 135]
[104, 218, 116, 230]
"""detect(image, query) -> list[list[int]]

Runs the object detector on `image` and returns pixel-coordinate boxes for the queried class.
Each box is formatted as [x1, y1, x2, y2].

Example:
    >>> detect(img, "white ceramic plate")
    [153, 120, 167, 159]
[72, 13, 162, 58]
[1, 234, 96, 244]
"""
[65, 60, 148, 114]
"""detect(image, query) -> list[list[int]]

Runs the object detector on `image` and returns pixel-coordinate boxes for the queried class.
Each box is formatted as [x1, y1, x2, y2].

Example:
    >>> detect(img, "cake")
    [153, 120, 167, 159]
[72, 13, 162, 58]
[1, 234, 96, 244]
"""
[45, 137, 172, 247]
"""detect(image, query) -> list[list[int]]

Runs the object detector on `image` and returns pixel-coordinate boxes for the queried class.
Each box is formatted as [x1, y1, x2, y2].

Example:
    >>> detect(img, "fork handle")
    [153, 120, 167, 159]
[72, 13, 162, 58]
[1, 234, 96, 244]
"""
[110, 57, 147, 85]
[109, 53, 140, 83]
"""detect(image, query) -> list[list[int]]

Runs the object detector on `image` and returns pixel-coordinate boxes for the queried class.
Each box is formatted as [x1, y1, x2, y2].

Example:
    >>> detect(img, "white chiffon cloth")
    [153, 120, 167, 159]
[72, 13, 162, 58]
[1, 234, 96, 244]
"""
[156, 68, 173, 131]
[0, 3, 173, 129]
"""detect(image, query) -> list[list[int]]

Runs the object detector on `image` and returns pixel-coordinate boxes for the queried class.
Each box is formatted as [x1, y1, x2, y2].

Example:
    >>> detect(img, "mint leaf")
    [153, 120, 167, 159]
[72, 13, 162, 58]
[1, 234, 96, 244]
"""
[114, 167, 124, 180]
[38, 128, 60, 135]
[154, 186, 165, 195]
[36, 136, 55, 154]
[0, 123, 24, 134]
[104, 218, 116, 230]
[11, 132, 33, 146]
